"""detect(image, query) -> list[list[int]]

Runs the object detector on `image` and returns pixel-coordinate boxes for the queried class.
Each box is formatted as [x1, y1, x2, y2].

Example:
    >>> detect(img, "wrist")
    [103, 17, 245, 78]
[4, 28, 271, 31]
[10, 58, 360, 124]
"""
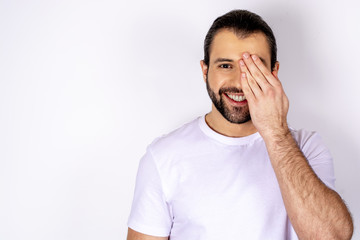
[261, 125, 291, 142]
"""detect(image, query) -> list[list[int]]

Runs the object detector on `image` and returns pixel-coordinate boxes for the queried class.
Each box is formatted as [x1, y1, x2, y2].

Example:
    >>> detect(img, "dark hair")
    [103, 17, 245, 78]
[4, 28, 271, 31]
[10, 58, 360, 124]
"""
[204, 10, 277, 70]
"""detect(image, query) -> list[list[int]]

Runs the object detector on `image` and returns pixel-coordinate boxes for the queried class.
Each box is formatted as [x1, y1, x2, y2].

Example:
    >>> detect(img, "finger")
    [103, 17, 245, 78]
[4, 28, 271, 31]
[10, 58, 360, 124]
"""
[242, 52, 270, 89]
[239, 59, 262, 97]
[240, 72, 255, 102]
[251, 54, 280, 87]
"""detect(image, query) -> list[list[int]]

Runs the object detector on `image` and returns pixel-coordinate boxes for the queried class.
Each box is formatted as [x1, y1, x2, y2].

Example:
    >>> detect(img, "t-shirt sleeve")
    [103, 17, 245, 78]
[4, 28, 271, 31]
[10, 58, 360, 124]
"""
[127, 147, 173, 237]
[299, 131, 336, 190]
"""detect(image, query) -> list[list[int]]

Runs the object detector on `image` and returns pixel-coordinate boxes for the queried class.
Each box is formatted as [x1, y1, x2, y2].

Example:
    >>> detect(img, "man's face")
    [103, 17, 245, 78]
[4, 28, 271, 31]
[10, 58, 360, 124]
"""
[201, 29, 274, 124]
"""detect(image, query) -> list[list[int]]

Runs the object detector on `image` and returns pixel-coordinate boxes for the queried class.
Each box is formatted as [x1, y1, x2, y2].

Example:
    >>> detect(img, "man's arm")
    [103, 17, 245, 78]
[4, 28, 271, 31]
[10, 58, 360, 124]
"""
[239, 52, 353, 239]
[127, 228, 169, 240]
[264, 129, 353, 239]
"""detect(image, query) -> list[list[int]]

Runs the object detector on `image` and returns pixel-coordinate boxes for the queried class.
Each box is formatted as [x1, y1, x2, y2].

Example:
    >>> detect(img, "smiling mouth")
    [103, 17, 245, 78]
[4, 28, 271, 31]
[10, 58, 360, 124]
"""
[225, 93, 246, 102]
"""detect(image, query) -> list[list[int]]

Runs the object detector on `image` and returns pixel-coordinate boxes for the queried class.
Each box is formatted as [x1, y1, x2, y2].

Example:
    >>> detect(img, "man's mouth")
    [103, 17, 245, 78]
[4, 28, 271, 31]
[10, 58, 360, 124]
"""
[225, 93, 246, 102]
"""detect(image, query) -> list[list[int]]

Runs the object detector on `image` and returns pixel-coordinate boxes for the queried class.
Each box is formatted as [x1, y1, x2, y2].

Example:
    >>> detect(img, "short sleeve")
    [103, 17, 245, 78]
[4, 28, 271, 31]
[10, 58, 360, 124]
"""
[127, 148, 173, 237]
[299, 131, 336, 190]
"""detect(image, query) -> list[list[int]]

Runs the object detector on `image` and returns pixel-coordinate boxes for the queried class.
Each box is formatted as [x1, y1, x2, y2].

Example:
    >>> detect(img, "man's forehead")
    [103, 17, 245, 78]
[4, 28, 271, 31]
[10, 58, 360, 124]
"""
[210, 29, 271, 66]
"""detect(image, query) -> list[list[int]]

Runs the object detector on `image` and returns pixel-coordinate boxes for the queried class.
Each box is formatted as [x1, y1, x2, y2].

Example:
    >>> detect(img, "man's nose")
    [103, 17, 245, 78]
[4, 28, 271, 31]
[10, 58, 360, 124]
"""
[231, 64, 243, 88]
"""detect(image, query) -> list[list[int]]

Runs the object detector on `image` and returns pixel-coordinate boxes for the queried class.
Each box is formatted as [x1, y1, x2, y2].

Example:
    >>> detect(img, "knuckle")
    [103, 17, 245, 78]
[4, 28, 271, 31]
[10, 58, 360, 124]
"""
[249, 77, 257, 86]
[266, 88, 276, 97]
[274, 81, 282, 87]
[253, 71, 264, 80]
[264, 71, 272, 79]
[253, 71, 262, 79]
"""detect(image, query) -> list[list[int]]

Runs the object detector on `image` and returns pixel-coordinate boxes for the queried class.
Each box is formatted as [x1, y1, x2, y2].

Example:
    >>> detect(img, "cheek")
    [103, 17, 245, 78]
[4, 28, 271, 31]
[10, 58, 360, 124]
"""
[207, 73, 221, 90]
[208, 70, 233, 88]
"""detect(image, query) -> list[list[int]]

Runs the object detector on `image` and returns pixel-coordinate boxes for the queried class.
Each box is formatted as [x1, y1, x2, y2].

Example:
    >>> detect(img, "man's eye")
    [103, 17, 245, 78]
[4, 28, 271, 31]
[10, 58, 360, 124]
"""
[220, 64, 232, 69]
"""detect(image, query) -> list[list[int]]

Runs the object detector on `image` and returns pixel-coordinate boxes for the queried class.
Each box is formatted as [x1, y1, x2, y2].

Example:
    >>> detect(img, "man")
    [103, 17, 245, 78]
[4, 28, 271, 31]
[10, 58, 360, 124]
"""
[127, 10, 353, 239]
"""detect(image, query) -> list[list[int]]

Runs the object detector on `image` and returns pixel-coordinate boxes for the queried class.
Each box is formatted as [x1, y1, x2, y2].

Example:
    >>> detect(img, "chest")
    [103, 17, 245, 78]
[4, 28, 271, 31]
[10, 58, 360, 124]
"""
[165, 146, 288, 236]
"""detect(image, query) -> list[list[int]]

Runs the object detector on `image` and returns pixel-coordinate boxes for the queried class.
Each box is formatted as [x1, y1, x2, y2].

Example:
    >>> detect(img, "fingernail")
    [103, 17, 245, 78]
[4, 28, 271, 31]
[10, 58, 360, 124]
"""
[240, 60, 244, 66]
[251, 55, 257, 60]
[243, 53, 249, 59]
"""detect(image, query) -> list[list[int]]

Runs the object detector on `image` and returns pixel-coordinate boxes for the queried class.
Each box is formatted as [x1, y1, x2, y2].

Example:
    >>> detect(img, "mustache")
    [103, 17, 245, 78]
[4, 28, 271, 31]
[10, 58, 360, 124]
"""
[219, 87, 243, 95]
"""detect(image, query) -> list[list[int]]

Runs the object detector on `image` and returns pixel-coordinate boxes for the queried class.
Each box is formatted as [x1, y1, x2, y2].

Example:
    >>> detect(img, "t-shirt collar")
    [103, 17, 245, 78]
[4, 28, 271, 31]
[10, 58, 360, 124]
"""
[198, 115, 262, 146]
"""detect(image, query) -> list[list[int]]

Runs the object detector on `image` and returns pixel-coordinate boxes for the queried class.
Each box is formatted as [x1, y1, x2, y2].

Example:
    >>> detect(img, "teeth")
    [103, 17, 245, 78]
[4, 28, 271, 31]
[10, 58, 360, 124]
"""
[227, 94, 246, 102]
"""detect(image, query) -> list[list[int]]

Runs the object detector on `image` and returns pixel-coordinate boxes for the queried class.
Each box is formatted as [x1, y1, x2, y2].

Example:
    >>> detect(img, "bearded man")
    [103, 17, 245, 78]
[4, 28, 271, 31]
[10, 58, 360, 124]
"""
[127, 9, 353, 240]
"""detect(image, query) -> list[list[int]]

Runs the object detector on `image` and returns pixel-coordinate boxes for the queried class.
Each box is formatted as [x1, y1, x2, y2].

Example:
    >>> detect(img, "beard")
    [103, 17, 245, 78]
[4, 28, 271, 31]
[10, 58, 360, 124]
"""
[206, 77, 251, 124]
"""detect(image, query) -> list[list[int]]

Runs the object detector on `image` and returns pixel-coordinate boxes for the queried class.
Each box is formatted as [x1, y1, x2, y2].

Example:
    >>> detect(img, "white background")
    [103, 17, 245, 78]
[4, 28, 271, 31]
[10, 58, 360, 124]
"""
[1, 0, 359, 239]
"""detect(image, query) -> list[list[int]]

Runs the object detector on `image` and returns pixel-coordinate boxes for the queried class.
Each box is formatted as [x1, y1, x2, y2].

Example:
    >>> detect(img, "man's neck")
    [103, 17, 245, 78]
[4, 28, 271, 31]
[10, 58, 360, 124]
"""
[205, 108, 257, 138]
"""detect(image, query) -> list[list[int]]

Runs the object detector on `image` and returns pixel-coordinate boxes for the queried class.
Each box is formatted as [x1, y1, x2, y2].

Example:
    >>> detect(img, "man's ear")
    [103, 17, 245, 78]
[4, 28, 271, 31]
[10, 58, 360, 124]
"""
[200, 60, 208, 83]
[272, 61, 280, 78]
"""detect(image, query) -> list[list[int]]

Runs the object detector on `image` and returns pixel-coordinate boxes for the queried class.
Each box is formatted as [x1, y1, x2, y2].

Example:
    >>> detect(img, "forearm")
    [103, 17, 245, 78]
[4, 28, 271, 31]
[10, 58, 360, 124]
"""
[264, 130, 353, 240]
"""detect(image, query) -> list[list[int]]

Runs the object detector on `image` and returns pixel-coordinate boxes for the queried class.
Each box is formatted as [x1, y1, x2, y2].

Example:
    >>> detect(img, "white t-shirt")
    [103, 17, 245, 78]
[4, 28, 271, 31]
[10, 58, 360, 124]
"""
[127, 116, 335, 239]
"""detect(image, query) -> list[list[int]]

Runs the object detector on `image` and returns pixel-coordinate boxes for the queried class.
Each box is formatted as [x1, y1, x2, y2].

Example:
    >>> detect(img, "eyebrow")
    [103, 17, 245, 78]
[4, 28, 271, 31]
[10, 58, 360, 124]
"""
[214, 57, 268, 66]
[214, 58, 234, 64]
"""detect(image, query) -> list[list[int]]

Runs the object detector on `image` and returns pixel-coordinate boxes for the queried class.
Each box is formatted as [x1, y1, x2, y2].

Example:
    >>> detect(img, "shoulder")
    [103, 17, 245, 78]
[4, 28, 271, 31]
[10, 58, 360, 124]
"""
[290, 128, 319, 147]
[290, 128, 331, 160]
[290, 128, 336, 189]
[147, 116, 206, 159]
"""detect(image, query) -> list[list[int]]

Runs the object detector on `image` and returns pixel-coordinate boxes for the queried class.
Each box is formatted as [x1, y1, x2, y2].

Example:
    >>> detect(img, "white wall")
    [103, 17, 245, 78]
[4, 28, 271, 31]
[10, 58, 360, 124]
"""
[0, 0, 359, 239]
